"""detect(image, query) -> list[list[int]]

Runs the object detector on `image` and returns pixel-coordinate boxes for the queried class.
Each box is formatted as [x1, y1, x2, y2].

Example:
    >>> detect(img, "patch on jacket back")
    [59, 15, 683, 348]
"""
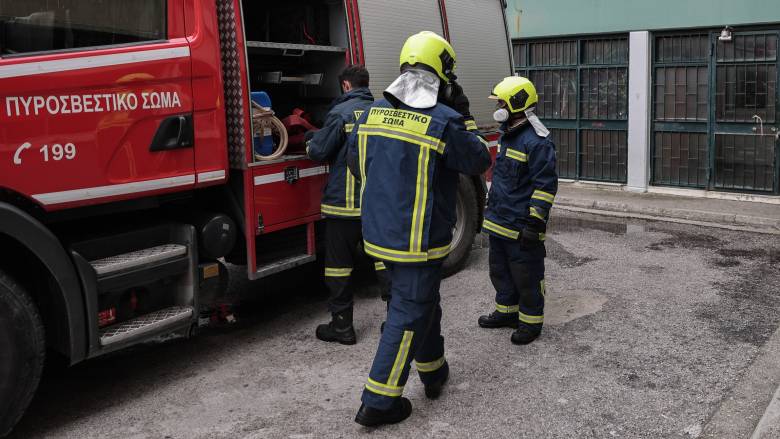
[366, 108, 431, 134]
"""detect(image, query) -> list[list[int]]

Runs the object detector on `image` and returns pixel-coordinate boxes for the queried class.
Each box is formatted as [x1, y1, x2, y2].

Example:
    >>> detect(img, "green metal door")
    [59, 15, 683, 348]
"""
[712, 31, 779, 193]
[652, 30, 779, 194]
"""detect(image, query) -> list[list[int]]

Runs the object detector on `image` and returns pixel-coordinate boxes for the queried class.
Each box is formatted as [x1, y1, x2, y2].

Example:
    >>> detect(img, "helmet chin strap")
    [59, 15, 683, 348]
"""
[506, 114, 529, 131]
[504, 108, 549, 138]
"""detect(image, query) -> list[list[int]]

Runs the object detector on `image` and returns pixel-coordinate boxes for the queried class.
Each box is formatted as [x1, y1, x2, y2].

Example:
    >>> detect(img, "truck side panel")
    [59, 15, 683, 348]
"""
[0, 1, 196, 211]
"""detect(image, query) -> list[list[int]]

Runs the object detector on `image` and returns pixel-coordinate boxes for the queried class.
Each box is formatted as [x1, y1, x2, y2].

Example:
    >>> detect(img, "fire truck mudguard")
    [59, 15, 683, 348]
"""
[0, 202, 87, 364]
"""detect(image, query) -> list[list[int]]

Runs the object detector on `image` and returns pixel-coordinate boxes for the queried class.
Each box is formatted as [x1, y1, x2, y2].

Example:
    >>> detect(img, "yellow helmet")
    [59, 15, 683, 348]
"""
[489, 76, 539, 113]
[399, 31, 457, 83]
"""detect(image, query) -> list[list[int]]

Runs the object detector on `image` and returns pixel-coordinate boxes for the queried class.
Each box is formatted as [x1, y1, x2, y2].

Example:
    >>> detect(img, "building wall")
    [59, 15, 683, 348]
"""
[507, 0, 780, 38]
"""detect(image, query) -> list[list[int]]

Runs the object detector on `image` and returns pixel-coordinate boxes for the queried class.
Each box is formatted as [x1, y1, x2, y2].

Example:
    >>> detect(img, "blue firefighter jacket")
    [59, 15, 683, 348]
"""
[306, 88, 375, 219]
[346, 99, 492, 264]
[483, 123, 558, 241]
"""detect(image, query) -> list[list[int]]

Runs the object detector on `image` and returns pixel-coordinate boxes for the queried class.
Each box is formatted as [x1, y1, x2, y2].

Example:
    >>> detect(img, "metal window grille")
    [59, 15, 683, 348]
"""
[580, 130, 628, 182]
[514, 36, 629, 183]
[653, 132, 709, 187]
[654, 66, 709, 121]
[551, 128, 577, 179]
[656, 34, 709, 63]
[717, 34, 778, 63]
[714, 134, 776, 191]
[579, 67, 628, 120]
[716, 63, 777, 123]
[528, 40, 577, 66]
[527, 69, 577, 119]
[582, 38, 629, 65]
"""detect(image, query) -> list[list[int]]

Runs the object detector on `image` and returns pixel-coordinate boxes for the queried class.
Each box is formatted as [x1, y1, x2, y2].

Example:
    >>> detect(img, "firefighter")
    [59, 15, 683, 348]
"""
[306, 65, 389, 345]
[477, 76, 558, 346]
[346, 31, 491, 426]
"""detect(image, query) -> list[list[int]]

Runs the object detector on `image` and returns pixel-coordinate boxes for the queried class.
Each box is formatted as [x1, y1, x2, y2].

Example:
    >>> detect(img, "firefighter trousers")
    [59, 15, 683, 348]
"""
[324, 218, 389, 314]
[361, 262, 448, 410]
[489, 234, 546, 329]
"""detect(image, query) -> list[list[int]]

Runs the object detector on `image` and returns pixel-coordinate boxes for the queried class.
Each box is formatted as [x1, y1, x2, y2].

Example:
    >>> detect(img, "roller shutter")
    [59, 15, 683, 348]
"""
[357, 0, 444, 99]
[445, 0, 513, 128]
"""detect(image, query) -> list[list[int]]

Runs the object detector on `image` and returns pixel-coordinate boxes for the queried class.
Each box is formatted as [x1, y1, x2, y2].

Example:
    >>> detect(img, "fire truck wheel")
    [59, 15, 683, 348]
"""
[0, 270, 45, 437]
[442, 176, 479, 278]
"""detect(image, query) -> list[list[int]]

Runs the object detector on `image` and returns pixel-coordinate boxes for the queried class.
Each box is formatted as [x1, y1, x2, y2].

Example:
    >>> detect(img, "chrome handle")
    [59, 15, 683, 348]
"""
[752, 115, 764, 136]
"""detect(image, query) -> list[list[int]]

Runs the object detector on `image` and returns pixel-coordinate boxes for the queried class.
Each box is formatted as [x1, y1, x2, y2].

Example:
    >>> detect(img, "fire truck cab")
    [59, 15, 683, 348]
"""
[0, 0, 512, 434]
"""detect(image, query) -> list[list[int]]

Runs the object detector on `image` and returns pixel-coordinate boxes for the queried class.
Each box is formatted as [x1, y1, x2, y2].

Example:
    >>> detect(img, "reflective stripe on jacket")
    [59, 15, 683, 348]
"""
[347, 99, 491, 264]
[306, 88, 374, 218]
[483, 123, 558, 240]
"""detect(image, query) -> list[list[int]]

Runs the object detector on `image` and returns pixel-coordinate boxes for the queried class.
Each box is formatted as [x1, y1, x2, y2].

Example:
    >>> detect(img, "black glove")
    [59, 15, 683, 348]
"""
[520, 221, 546, 247]
[442, 82, 471, 118]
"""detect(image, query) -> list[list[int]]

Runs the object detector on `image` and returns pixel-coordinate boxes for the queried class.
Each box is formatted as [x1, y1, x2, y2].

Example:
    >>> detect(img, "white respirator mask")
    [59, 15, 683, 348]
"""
[492, 108, 510, 123]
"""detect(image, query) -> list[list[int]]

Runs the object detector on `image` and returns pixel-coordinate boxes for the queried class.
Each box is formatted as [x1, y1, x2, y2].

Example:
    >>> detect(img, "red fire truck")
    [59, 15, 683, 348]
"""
[0, 0, 512, 433]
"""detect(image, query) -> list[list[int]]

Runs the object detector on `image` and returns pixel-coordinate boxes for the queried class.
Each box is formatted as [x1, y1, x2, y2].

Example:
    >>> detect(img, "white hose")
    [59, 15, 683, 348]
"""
[251, 101, 288, 161]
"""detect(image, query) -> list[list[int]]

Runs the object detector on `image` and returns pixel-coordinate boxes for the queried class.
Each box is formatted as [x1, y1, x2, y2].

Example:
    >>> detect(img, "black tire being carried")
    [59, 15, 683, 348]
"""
[0, 271, 45, 437]
[442, 175, 480, 278]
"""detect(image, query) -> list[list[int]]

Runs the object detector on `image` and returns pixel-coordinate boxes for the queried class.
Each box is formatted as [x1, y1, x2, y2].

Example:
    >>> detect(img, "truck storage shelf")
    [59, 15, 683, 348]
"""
[246, 41, 347, 53]
[257, 71, 324, 85]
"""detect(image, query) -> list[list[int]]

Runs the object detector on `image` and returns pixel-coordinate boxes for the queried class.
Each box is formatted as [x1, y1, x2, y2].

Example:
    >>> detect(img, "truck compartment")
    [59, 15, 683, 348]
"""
[241, 0, 349, 160]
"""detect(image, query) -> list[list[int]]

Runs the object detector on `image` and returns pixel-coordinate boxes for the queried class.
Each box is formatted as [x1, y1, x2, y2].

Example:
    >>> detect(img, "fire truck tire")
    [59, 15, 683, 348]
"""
[0, 270, 45, 437]
[442, 176, 479, 278]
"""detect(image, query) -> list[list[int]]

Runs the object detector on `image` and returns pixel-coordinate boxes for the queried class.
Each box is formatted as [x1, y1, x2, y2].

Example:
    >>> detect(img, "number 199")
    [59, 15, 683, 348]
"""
[40, 143, 77, 162]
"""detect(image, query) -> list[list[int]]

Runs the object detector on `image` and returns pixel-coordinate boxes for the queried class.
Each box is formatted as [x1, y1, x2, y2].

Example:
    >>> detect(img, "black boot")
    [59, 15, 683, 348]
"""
[316, 309, 357, 345]
[423, 362, 449, 399]
[511, 324, 541, 345]
[478, 311, 519, 329]
[355, 398, 412, 427]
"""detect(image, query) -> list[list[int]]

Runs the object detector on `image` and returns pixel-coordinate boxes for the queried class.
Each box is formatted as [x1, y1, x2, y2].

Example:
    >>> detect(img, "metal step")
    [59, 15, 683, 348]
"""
[91, 244, 187, 276]
[254, 254, 315, 280]
[100, 306, 193, 347]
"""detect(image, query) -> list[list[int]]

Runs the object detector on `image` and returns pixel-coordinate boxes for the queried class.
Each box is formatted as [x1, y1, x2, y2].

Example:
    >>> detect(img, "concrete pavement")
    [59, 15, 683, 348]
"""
[555, 182, 780, 234]
[9, 211, 780, 439]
